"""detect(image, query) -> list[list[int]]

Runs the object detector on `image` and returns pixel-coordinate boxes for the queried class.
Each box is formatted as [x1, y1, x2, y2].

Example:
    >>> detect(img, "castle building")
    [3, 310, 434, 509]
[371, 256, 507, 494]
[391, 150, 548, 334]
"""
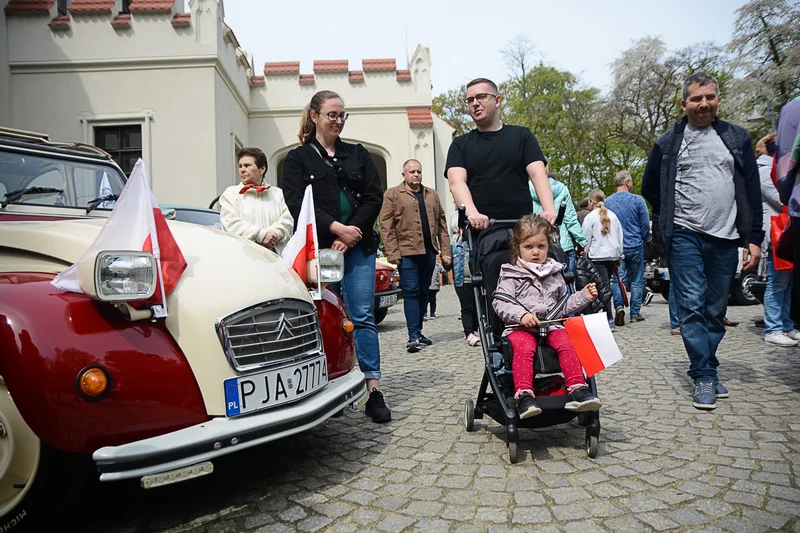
[0, 0, 455, 212]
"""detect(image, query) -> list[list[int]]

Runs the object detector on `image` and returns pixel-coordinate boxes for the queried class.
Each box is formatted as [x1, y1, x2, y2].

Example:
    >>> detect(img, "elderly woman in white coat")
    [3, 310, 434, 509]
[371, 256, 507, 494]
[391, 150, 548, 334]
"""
[220, 147, 294, 254]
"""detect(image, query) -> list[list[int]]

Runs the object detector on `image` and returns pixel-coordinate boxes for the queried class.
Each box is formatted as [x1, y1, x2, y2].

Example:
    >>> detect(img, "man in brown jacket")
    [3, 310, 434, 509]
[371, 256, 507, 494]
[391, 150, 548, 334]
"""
[380, 159, 451, 352]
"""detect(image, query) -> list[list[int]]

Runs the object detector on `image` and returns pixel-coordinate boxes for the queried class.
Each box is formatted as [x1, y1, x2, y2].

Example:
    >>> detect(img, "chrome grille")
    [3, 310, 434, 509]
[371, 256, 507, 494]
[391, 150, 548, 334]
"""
[216, 298, 321, 373]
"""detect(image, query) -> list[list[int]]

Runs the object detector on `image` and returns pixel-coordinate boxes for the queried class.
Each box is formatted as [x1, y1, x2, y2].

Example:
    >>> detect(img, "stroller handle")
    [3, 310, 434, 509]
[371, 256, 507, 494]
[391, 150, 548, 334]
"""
[487, 202, 568, 228]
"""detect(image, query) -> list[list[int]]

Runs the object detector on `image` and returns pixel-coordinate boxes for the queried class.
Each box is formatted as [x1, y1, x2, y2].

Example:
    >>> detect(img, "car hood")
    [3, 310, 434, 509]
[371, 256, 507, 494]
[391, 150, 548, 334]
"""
[0, 218, 312, 415]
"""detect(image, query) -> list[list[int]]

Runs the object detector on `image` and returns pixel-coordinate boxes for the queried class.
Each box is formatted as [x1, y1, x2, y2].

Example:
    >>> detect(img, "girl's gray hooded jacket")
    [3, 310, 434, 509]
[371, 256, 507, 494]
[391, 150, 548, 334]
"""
[493, 258, 592, 336]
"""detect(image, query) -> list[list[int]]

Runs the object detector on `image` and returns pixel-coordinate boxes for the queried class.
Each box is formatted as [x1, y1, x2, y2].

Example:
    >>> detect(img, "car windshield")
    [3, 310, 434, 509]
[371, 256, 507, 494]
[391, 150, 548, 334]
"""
[0, 149, 126, 210]
[172, 208, 221, 228]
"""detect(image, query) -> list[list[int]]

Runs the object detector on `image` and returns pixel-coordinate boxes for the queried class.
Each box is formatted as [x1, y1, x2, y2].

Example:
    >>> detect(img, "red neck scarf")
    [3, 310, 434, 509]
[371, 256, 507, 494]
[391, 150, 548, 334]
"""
[239, 184, 269, 194]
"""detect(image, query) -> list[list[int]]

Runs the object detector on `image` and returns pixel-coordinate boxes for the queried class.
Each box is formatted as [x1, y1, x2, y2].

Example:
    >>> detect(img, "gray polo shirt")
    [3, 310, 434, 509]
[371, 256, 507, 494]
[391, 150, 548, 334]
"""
[673, 123, 738, 240]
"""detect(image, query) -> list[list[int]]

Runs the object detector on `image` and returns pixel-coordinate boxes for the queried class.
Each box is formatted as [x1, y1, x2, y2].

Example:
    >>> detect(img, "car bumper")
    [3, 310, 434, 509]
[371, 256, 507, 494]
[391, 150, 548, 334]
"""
[375, 288, 402, 308]
[93, 368, 366, 482]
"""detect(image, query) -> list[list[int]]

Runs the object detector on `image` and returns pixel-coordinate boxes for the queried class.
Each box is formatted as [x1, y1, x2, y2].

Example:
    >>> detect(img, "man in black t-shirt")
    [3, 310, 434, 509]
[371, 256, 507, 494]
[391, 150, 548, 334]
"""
[446, 78, 556, 229]
[379, 160, 450, 352]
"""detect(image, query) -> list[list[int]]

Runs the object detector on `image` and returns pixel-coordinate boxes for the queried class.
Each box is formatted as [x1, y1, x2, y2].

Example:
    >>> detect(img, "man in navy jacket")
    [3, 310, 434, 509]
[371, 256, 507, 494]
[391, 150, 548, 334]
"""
[642, 71, 763, 411]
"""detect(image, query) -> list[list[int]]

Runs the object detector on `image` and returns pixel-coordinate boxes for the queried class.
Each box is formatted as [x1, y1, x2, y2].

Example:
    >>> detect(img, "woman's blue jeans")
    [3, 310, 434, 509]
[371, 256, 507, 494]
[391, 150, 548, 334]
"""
[331, 246, 381, 381]
[764, 254, 794, 335]
[667, 228, 738, 382]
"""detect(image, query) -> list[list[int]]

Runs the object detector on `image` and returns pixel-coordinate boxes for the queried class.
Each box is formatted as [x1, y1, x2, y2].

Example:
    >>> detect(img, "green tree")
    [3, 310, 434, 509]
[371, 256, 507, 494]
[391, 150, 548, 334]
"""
[727, 0, 800, 106]
[432, 86, 471, 136]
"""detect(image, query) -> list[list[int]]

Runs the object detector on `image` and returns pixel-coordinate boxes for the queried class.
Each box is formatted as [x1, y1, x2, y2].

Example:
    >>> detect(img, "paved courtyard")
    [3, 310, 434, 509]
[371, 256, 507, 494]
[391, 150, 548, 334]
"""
[86, 286, 800, 533]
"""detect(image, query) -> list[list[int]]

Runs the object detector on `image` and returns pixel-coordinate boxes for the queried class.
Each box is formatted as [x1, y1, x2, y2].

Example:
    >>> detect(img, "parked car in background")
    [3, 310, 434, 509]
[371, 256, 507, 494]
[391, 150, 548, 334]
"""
[0, 128, 364, 531]
[645, 249, 764, 306]
[374, 260, 401, 324]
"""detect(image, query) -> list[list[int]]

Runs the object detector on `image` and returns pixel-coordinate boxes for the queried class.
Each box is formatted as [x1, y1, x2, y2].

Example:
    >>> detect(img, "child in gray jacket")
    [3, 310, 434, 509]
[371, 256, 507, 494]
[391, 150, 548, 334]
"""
[493, 215, 602, 419]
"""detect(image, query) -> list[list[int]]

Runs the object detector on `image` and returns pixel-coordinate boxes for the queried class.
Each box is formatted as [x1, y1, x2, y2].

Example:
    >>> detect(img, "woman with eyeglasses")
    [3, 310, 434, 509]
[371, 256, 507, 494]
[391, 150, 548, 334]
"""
[282, 90, 390, 423]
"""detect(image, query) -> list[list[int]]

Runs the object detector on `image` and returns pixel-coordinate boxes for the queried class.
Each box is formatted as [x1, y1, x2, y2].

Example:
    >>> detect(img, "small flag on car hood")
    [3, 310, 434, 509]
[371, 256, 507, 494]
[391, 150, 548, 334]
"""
[280, 184, 321, 297]
[51, 159, 187, 316]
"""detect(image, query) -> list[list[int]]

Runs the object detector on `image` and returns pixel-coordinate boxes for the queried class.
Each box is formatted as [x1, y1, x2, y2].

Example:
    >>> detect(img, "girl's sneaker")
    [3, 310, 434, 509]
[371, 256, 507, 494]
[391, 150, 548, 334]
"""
[466, 333, 481, 346]
[565, 386, 602, 412]
[517, 392, 542, 419]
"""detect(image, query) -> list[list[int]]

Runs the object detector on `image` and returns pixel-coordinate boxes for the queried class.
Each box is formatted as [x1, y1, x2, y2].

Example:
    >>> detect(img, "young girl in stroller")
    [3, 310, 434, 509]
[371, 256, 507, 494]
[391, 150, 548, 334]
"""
[492, 214, 602, 419]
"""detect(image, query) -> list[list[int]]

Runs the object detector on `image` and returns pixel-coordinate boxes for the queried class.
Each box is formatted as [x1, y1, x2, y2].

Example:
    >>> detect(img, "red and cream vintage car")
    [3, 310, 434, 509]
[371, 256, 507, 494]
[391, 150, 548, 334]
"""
[0, 129, 365, 531]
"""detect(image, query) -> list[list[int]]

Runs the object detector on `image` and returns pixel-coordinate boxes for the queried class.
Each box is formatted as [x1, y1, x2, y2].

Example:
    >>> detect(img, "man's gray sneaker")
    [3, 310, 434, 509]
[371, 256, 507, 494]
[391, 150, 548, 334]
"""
[714, 382, 729, 399]
[692, 379, 717, 410]
[406, 338, 421, 353]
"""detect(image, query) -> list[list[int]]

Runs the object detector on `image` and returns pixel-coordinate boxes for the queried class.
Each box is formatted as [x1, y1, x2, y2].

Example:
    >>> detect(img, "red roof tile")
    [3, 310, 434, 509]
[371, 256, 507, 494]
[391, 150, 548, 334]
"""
[69, 0, 114, 14]
[407, 108, 433, 126]
[250, 76, 265, 86]
[264, 61, 300, 75]
[111, 13, 131, 27]
[349, 70, 364, 83]
[128, 0, 174, 13]
[313, 60, 348, 73]
[171, 12, 190, 26]
[299, 74, 315, 85]
[396, 69, 412, 82]
[362, 58, 397, 72]
[5, 0, 54, 15]
[48, 14, 70, 29]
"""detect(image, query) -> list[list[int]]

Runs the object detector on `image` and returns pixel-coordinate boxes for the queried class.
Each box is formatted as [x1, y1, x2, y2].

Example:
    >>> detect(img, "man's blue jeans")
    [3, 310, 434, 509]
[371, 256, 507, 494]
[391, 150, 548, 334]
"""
[611, 245, 645, 318]
[669, 280, 679, 329]
[332, 246, 381, 381]
[399, 250, 436, 340]
[667, 228, 738, 382]
[764, 254, 794, 335]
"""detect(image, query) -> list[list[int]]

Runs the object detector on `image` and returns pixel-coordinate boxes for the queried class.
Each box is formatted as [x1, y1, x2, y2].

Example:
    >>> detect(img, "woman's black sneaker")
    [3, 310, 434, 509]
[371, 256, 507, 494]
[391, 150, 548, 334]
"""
[517, 392, 542, 419]
[417, 334, 433, 346]
[565, 386, 602, 412]
[365, 388, 391, 423]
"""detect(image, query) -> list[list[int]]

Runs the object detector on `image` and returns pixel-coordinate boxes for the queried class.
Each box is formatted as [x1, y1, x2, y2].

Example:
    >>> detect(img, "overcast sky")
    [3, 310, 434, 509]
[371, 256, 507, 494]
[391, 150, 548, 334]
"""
[220, 0, 743, 96]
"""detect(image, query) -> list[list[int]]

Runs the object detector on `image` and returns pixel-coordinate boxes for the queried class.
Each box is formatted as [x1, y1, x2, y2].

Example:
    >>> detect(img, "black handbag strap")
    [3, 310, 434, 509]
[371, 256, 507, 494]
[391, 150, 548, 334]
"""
[309, 143, 362, 210]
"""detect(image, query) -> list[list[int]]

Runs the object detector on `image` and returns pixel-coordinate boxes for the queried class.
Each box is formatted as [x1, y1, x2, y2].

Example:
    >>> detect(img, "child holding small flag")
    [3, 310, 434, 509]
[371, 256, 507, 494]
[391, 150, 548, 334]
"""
[493, 214, 602, 419]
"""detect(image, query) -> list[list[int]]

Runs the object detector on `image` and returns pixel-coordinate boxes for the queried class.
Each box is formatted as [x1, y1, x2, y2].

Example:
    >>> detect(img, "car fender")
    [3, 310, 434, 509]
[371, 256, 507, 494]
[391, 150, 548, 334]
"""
[315, 288, 356, 380]
[0, 273, 209, 454]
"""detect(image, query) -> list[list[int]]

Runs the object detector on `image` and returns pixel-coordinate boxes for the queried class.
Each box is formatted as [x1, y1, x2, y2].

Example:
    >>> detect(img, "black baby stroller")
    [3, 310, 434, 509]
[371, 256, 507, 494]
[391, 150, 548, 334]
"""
[460, 206, 601, 464]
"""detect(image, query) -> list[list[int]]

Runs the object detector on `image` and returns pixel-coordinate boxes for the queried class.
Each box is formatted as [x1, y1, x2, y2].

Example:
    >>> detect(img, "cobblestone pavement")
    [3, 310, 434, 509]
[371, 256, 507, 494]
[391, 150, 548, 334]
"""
[85, 287, 800, 533]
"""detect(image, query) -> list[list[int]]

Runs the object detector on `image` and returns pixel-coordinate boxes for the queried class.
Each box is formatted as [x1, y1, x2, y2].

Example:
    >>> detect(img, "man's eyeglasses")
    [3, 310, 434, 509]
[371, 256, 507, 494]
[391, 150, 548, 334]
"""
[464, 93, 498, 106]
[317, 111, 349, 122]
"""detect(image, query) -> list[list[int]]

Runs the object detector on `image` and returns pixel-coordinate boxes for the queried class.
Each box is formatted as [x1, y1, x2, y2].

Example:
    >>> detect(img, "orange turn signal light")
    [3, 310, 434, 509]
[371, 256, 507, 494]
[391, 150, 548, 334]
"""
[341, 318, 355, 336]
[78, 367, 110, 399]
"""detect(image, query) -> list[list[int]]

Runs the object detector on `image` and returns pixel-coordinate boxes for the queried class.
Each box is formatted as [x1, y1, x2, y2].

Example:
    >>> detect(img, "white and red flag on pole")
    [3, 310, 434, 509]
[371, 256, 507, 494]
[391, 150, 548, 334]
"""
[563, 312, 623, 377]
[280, 184, 321, 297]
[51, 159, 187, 316]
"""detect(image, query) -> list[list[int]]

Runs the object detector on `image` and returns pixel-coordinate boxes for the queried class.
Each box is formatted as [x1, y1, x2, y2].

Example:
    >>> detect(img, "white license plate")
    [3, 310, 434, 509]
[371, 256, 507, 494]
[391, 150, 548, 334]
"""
[223, 355, 328, 417]
[378, 294, 398, 308]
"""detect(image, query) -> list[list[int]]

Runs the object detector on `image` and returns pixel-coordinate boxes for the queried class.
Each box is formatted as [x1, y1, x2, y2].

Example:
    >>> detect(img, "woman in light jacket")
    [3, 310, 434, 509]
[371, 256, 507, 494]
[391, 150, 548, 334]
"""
[529, 167, 587, 272]
[220, 147, 294, 254]
[581, 189, 623, 327]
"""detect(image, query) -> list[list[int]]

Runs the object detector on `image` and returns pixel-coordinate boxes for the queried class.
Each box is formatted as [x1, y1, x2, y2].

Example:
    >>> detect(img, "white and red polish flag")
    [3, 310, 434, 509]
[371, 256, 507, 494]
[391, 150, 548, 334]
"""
[563, 312, 623, 377]
[280, 184, 321, 297]
[51, 159, 187, 316]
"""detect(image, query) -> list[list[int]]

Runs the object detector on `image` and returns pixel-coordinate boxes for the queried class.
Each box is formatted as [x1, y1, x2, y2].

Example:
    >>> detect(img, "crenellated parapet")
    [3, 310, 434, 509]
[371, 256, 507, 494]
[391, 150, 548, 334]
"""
[262, 58, 418, 87]
[5, 0, 188, 33]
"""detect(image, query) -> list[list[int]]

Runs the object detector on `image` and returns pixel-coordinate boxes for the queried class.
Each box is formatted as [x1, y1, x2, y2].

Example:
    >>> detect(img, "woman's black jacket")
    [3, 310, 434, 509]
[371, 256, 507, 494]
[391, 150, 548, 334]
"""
[281, 137, 383, 255]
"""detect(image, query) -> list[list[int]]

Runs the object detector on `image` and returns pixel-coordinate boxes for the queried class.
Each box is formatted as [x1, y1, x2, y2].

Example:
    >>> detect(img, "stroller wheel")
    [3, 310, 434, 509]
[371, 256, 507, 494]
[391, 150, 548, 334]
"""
[464, 399, 475, 432]
[586, 435, 599, 458]
[508, 441, 521, 464]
